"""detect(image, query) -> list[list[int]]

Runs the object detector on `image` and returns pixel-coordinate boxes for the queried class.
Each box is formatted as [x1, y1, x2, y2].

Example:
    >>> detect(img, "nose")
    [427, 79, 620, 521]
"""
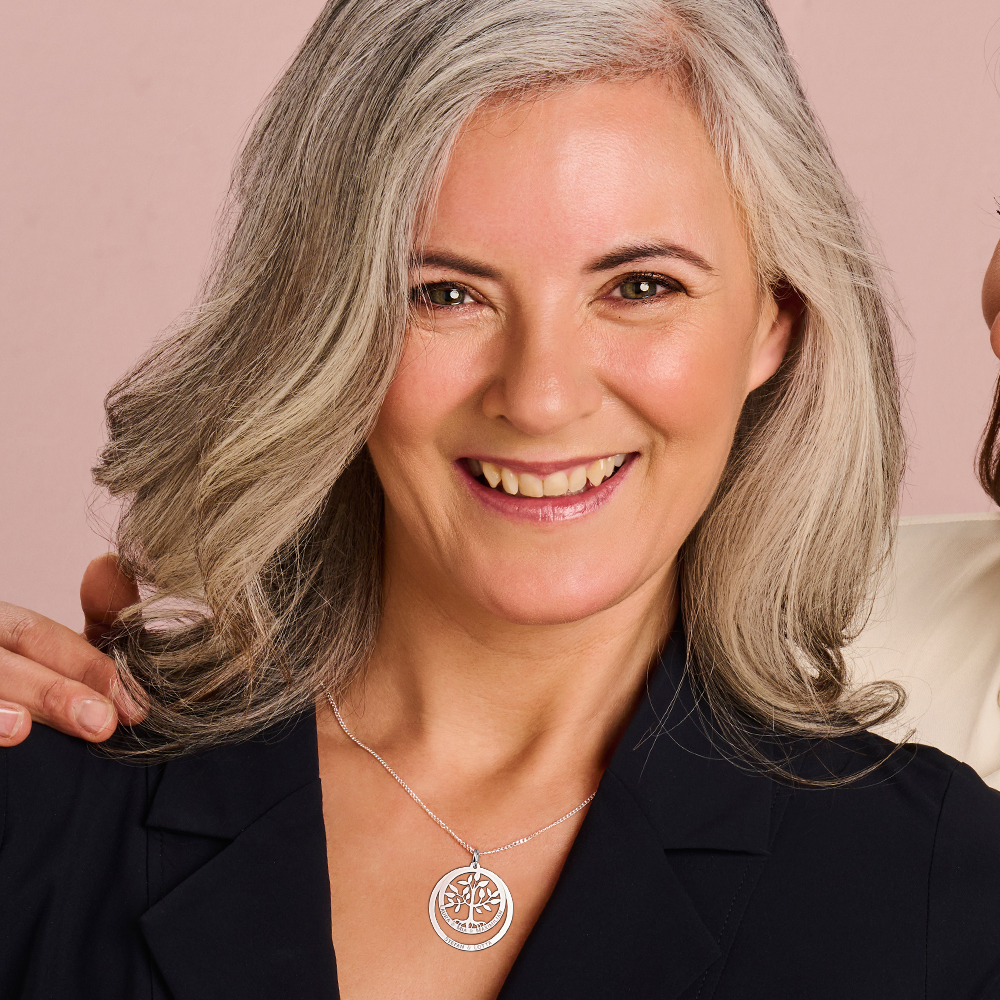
[481, 302, 603, 436]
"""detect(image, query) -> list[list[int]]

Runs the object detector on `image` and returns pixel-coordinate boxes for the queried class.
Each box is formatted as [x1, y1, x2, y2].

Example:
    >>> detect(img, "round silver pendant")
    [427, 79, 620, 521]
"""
[428, 862, 514, 951]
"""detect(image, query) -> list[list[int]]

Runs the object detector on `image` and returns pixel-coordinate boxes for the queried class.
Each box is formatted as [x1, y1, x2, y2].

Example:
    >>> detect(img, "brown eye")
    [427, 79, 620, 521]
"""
[416, 283, 470, 306]
[619, 278, 663, 300]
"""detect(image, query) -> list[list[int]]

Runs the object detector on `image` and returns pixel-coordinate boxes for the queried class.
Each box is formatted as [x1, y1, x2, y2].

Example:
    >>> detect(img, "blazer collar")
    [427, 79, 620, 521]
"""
[144, 712, 320, 838]
[499, 629, 781, 1000]
[137, 629, 781, 1000]
[140, 710, 340, 999]
[607, 629, 777, 855]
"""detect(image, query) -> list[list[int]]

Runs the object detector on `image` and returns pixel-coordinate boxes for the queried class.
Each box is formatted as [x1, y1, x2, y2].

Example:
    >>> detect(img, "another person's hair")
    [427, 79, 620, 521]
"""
[978, 380, 1000, 504]
[98, 0, 904, 762]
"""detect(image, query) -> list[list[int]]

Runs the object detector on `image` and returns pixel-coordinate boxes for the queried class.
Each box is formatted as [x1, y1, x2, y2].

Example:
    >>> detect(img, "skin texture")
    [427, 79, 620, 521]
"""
[0, 77, 794, 998]
[0, 554, 143, 746]
[319, 77, 794, 999]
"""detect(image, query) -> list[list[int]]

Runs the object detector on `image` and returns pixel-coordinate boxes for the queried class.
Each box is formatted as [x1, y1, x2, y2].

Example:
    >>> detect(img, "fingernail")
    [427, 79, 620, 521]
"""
[74, 699, 113, 734]
[0, 705, 23, 738]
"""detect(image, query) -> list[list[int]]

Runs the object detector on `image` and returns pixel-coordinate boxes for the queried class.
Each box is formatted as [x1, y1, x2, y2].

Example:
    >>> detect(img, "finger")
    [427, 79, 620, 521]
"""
[108, 673, 148, 725]
[0, 700, 31, 746]
[1, 602, 118, 694]
[0, 645, 117, 742]
[0, 602, 142, 726]
[81, 552, 140, 639]
[77, 555, 147, 723]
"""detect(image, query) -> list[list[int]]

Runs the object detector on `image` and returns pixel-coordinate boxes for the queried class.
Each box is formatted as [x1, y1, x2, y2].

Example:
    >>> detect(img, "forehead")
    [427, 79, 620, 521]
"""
[425, 76, 745, 272]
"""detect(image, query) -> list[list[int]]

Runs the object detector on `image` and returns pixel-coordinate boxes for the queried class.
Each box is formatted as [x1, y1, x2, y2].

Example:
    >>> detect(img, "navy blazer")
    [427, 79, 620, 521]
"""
[3, 633, 1000, 999]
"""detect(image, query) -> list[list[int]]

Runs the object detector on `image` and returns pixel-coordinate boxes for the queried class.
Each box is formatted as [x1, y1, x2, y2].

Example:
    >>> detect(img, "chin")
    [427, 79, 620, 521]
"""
[466, 559, 656, 627]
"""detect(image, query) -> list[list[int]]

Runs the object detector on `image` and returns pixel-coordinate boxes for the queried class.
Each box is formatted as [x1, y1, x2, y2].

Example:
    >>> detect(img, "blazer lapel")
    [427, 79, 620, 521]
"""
[136, 631, 783, 1000]
[498, 765, 722, 1000]
[139, 711, 339, 1000]
[500, 631, 783, 1000]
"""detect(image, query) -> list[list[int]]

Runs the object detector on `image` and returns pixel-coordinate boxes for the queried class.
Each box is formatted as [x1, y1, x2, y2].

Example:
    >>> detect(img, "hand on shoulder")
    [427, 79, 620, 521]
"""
[0, 554, 145, 746]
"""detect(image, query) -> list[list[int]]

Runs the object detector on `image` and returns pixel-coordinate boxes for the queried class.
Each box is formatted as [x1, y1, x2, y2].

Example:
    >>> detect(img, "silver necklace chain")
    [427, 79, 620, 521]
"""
[325, 692, 597, 858]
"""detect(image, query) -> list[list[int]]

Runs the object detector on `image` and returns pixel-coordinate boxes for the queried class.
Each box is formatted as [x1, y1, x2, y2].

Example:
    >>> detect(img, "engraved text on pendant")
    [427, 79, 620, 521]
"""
[428, 863, 514, 951]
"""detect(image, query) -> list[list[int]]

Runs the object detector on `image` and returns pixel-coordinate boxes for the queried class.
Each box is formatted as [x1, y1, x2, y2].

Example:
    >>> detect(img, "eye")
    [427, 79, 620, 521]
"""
[615, 275, 680, 300]
[412, 283, 474, 307]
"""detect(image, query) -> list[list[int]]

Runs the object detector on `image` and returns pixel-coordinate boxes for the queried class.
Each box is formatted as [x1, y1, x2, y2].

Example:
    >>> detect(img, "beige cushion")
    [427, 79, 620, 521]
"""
[847, 513, 1000, 789]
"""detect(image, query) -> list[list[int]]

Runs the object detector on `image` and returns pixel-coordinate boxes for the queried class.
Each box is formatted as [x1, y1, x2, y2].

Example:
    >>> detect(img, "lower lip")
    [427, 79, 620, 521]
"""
[457, 456, 634, 523]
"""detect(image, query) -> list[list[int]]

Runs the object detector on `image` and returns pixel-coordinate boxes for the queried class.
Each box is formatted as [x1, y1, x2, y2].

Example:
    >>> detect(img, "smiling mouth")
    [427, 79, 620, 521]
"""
[466, 455, 627, 497]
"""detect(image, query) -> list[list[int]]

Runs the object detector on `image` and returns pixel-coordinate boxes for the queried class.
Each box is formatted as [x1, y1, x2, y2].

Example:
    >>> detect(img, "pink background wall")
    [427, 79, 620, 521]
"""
[3, 0, 1000, 628]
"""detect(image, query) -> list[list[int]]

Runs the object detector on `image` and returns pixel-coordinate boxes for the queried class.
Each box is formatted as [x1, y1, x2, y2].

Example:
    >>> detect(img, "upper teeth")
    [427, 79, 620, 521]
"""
[468, 455, 626, 497]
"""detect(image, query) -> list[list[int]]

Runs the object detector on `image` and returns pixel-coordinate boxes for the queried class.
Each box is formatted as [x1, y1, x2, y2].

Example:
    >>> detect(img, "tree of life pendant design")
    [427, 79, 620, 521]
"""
[428, 854, 514, 952]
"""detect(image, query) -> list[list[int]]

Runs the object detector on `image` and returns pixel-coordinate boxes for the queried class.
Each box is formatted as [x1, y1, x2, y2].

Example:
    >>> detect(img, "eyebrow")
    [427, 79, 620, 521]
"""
[411, 251, 501, 281]
[412, 239, 716, 282]
[587, 241, 716, 275]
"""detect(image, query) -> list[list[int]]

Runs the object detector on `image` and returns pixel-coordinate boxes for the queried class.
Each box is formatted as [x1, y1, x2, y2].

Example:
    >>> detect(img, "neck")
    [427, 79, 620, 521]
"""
[338, 543, 677, 795]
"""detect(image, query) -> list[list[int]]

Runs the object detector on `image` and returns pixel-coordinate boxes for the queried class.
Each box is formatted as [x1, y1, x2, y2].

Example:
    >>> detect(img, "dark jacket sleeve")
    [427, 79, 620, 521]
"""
[927, 761, 1000, 999]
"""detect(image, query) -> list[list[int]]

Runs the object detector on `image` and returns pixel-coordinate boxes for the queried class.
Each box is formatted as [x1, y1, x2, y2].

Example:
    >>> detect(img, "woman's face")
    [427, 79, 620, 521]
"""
[367, 76, 795, 626]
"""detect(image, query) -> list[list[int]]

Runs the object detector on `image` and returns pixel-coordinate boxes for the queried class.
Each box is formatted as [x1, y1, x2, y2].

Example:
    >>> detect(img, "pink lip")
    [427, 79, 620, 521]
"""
[457, 454, 634, 523]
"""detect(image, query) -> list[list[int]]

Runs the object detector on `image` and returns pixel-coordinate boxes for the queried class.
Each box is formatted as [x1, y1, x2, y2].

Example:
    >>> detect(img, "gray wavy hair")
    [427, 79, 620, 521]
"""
[98, 0, 904, 761]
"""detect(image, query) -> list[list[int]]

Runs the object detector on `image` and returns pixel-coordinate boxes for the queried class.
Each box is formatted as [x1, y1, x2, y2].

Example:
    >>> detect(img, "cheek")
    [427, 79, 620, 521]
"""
[601, 315, 753, 455]
[368, 327, 487, 473]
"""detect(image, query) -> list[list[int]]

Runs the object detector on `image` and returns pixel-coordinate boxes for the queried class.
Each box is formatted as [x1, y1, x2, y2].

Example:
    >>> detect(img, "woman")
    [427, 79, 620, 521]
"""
[1, 2, 998, 998]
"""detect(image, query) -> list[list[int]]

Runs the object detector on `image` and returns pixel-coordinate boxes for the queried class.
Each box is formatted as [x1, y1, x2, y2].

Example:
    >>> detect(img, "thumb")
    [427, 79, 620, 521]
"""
[80, 554, 147, 724]
[81, 553, 140, 644]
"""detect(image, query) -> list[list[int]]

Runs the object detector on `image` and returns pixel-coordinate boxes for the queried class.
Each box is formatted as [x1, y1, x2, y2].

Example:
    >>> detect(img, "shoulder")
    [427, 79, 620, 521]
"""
[0, 722, 158, 894]
[779, 731, 993, 842]
[0, 713, 321, 997]
[925, 754, 1000, 998]
[894, 511, 1000, 568]
[854, 512, 1000, 627]
[0, 725, 159, 997]
[848, 513, 1000, 777]
[775, 735, 1000, 997]
[889, 513, 1000, 641]
[0, 710, 319, 850]
[1, 721, 155, 845]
